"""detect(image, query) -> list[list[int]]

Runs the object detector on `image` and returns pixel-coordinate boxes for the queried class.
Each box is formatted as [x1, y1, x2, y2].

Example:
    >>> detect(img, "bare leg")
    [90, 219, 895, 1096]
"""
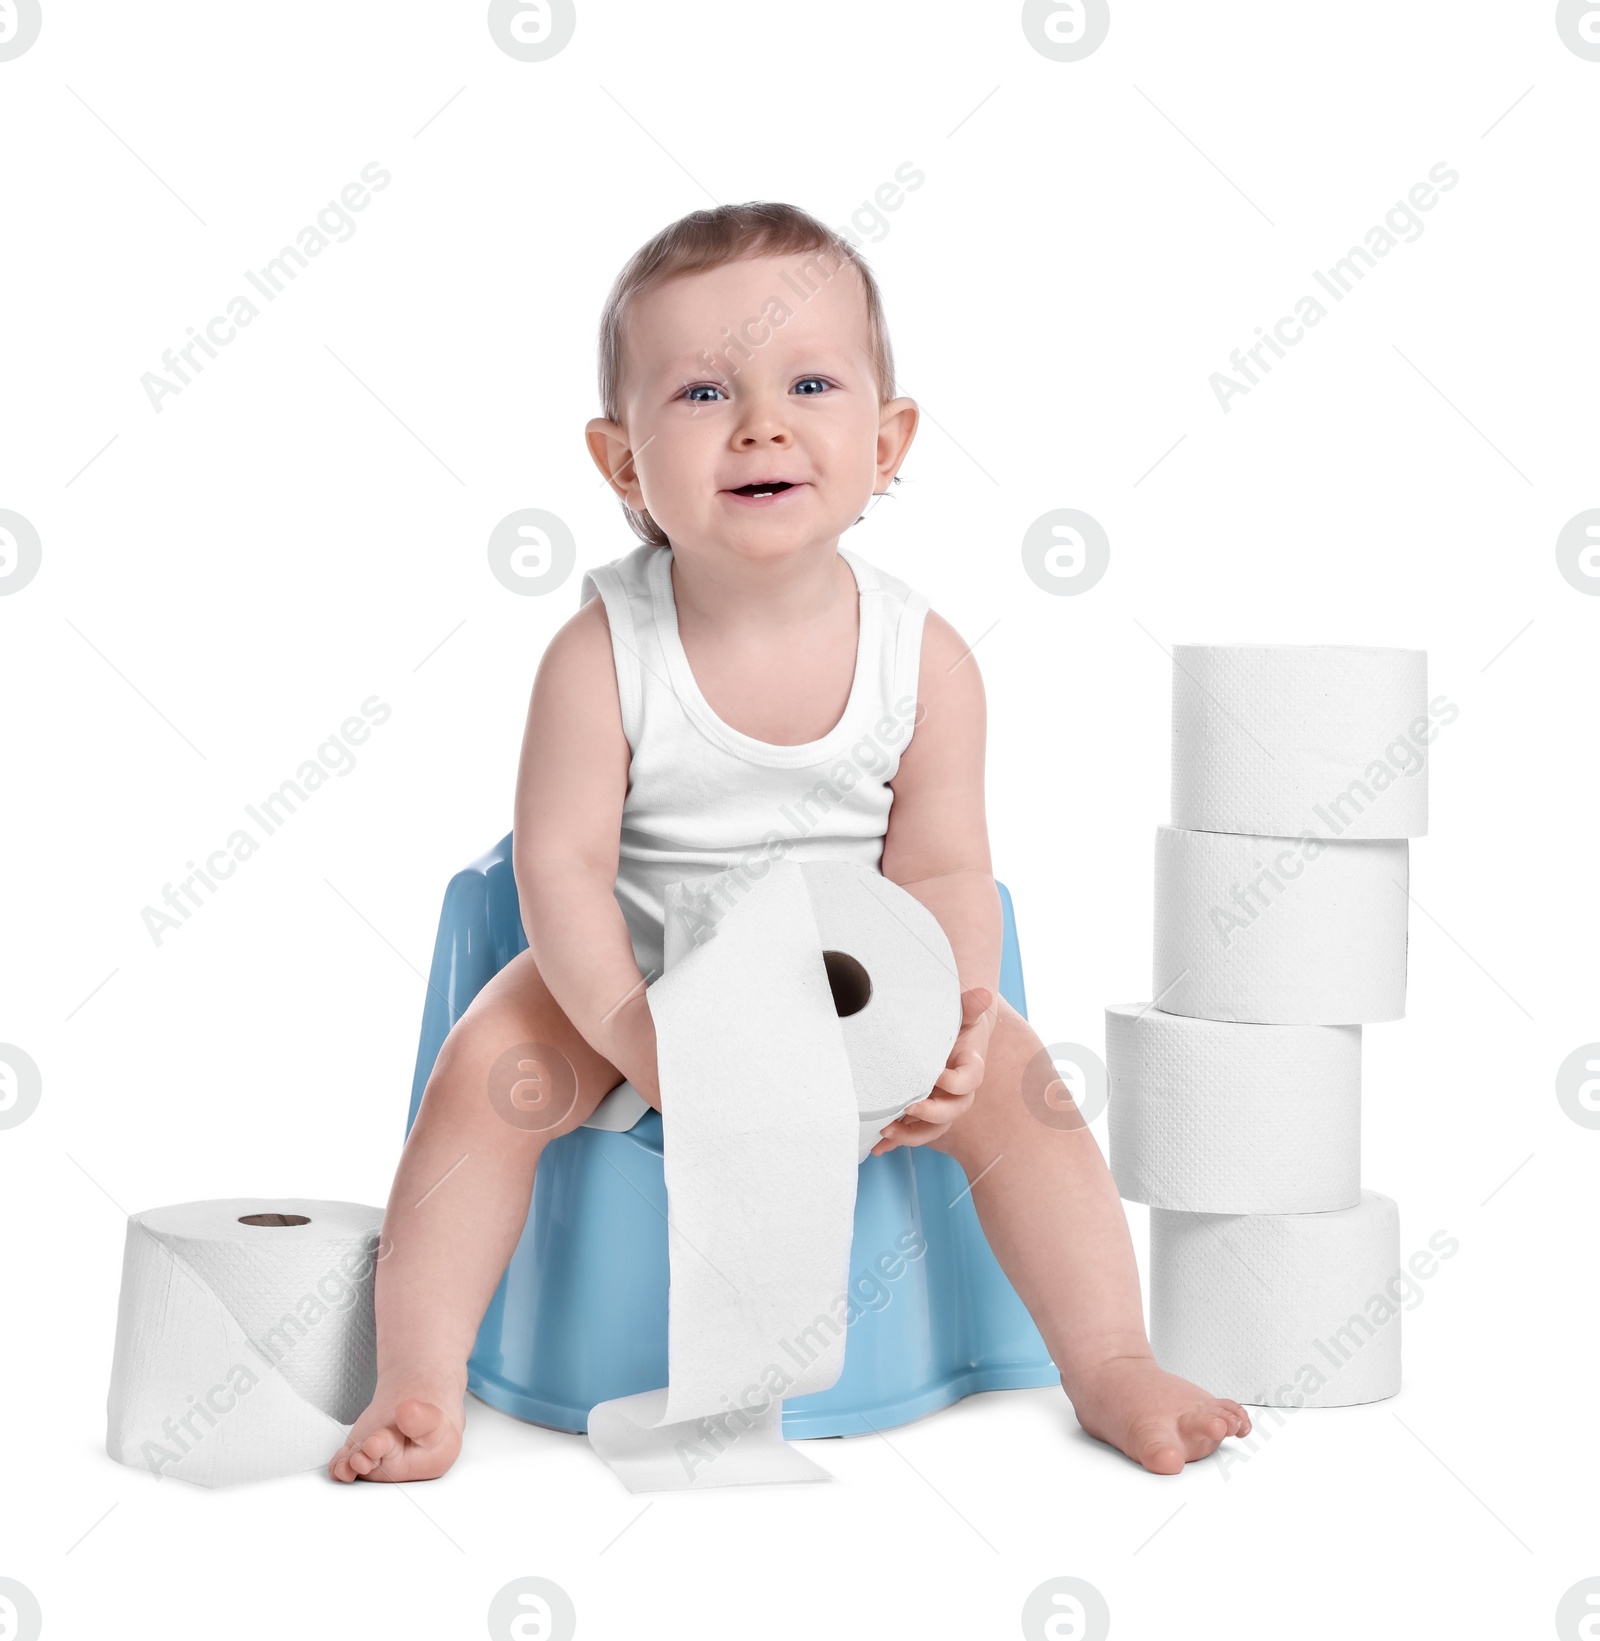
[329, 948, 623, 1483]
[927, 996, 1252, 1473]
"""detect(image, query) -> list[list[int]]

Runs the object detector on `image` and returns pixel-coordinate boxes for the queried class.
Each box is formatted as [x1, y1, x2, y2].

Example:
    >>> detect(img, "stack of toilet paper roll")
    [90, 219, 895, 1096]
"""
[1107, 646, 1431, 1408]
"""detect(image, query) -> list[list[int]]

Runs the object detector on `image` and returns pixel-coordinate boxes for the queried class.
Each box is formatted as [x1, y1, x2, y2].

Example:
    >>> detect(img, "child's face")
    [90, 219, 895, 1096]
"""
[586, 252, 917, 561]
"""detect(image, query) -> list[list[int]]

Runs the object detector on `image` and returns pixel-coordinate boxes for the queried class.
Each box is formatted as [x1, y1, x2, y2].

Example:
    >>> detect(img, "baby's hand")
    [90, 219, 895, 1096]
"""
[869, 987, 995, 1156]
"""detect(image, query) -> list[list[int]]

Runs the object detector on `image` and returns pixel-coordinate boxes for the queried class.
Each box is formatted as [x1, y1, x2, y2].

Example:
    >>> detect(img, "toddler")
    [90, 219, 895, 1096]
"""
[330, 201, 1251, 1483]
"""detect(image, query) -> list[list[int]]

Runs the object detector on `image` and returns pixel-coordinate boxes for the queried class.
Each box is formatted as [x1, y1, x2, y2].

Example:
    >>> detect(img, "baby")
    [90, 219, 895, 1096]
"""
[330, 201, 1251, 1484]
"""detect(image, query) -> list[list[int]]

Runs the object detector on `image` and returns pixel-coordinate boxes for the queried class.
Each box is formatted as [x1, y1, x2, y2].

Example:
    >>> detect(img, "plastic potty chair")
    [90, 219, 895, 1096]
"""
[404, 833, 1060, 1436]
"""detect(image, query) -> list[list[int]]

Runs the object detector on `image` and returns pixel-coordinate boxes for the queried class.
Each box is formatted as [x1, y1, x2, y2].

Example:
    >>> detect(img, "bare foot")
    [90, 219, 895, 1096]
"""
[328, 1369, 467, 1483]
[1067, 1354, 1252, 1474]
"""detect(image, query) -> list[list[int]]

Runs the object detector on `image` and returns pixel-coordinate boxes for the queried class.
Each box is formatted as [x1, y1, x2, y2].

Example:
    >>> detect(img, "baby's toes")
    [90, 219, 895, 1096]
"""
[365, 1420, 401, 1457]
[328, 1415, 401, 1482]
[329, 1436, 367, 1482]
[1129, 1420, 1187, 1475]
[395, 1399, 450, 1446]
[1177, 1404, 1235, 1458]
[347, 1446, 380, 1476]
[374, 1400, 461, 1481]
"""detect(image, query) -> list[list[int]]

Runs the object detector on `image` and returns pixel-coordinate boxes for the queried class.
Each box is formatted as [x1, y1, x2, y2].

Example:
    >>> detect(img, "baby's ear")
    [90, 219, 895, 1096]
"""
[584, 416, 624, 456]
[584, 419, 636, 496]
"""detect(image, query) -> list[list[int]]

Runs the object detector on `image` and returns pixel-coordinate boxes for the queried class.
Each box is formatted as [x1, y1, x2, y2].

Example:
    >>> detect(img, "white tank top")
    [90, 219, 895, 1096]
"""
[578, 542, 931, 981]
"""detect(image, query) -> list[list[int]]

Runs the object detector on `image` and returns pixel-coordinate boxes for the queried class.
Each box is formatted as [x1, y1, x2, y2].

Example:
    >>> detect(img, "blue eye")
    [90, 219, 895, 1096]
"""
[683, 383, 726, 403]
[793, 377, 830, 395]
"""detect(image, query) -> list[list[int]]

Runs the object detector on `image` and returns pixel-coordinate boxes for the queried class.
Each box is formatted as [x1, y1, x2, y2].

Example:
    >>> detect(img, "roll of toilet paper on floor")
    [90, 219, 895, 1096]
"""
[1171, 645, 1429, 839]
[587, 858, 961, 1492]
[105, 1199, 383, 1487]
[1150, 1190, 1401, 1407]
[1153, 824, 1409, 1023]
[1105, 1004, 1361, 1213]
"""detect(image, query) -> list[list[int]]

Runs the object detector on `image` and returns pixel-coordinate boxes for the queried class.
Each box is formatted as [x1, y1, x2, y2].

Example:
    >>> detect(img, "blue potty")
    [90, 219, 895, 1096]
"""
[404, 833, 1060, 1436]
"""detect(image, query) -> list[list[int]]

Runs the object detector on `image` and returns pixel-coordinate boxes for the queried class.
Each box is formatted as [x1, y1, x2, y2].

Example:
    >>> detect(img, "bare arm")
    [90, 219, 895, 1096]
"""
[881, 609, 1002, 997]
[873, 609, 1001, 1151]
[511, 597, 659, 1103]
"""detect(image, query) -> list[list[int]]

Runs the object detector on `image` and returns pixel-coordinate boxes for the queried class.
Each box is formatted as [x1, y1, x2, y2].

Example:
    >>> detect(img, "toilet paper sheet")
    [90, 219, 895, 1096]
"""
[1171, 645, 1429, 839]
[1153, 824, 1409, 1023]
[586, 858, 961, 1491]
[105, 1198, 383, 1487]
[1150, 1190, 1401, 1407]
[1105, 1004, 1361, 1213]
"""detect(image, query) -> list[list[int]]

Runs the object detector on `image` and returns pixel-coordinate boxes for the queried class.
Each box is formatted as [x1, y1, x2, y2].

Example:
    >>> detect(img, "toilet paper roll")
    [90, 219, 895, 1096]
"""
[587, 858, 961, 1492]
[105, 1199, 383, 1487]
[1153, 825, 1408, 1024]
[1105, 1004, 1361, 1213]
[1171, 645, 1429, 839]
[1150, 1190, 1401, 1407]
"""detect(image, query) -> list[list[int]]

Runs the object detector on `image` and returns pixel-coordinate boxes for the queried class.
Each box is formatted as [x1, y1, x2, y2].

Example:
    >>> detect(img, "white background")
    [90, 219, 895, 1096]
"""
[3, 1, 1596, 1637]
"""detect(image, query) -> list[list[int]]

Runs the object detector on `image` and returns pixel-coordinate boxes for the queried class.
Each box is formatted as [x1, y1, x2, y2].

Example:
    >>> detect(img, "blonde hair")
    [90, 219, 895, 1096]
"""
[596, 201, 897, 547]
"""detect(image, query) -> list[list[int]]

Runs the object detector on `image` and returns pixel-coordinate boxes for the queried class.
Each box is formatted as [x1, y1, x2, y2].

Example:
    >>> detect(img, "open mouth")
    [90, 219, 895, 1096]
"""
[726, 480, 798, 498]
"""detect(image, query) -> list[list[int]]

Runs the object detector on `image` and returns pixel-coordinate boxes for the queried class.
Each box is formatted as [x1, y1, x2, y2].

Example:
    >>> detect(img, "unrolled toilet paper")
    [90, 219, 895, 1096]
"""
[1149, 1190, 1401, 1407]
[1105, 1004, 1361, 1213]
[1153, 824, 1409, 1024]
[105, 1198, 383, 1487]
[1171, 645, 1429, 839]
[586, 858, 961, 1492]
